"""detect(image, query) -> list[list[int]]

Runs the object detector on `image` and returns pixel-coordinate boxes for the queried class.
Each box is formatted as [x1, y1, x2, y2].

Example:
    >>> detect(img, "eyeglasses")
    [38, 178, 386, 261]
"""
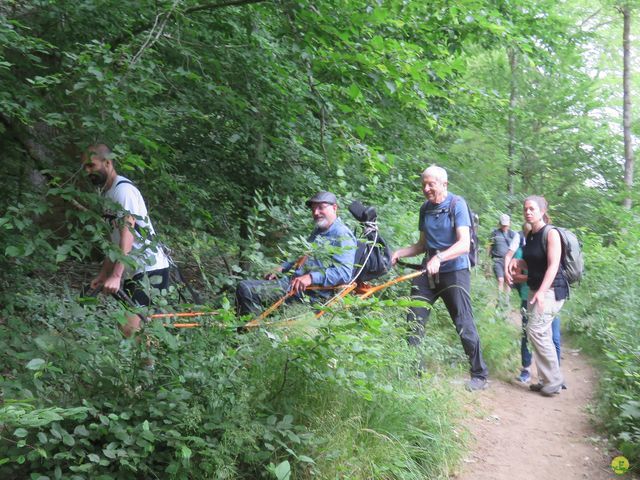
[309, 202, 333, 211]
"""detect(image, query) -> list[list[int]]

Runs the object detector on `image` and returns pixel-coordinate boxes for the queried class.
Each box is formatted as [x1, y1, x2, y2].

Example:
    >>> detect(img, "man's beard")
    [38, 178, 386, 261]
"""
[314, 218, 329, 229]
[88, 171, 108, 187]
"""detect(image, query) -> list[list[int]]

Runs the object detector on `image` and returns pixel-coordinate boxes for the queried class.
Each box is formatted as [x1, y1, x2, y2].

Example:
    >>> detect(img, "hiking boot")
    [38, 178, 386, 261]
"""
[517, 369, 531, 384]
[466, 377, 488, 391]
[529, 383, 544, 392]
[540, 385, 561, 397]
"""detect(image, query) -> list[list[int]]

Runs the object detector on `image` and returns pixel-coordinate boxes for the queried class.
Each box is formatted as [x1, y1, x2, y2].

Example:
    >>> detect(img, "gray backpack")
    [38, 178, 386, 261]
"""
[542, 225, 584, 285]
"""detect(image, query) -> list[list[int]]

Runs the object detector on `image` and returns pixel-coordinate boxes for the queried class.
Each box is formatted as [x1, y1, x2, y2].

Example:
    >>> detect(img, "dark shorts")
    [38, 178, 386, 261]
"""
[123, 268, 169, 306]
[492, 257, 505, 279]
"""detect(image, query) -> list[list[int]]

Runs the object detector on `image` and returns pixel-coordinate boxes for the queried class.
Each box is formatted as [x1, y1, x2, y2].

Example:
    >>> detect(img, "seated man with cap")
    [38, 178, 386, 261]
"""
[235, 191, 358, 316]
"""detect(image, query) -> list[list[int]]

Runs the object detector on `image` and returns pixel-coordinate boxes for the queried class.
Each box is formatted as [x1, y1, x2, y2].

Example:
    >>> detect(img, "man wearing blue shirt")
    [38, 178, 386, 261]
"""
[392, 166, 489, 390]
[236, 191, 357, 315]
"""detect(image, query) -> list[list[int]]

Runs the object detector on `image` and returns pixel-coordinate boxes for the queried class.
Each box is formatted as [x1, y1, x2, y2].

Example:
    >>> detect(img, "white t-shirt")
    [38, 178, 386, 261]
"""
[508, 231, 522, 252]
[102, 175, 169, 275]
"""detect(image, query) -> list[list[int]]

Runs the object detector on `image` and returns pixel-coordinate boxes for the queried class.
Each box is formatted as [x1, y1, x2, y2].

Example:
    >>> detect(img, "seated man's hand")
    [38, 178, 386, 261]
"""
[289, 274, 312, 294]
[264, 266, 284, 280]
[90, 275, 106, 290]
[390, 251, 401, 266]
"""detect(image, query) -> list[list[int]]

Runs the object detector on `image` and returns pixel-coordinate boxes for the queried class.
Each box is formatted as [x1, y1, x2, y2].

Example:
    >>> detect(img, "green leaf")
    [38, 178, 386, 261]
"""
[74, 425, 90, 436]
[102, 449, 117, 459]
[26, 358, 46, 370]
[14, 428, 29, 438]
[347, 83, 362, 100]
[180, 445, 192, 461]
[274, 460, 291, 480]
[384, 80, 396, 94]
[5, 245, 23, 257]
[62, 433, 75, 446]
[370, 35, 384, 50]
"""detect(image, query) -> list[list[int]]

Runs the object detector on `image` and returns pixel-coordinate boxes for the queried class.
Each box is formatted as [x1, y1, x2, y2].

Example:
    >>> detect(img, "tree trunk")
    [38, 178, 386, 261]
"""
[507, 47, 518, 199]
[622, 4, 634, 209]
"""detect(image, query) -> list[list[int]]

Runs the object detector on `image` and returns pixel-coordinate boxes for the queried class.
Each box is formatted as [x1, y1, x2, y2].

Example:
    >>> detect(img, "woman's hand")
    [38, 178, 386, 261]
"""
[530, 290, 545, 314]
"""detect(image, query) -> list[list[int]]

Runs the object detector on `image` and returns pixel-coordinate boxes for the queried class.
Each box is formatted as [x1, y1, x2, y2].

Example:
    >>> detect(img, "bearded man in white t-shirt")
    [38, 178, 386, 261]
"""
[82, 144, 169, 337]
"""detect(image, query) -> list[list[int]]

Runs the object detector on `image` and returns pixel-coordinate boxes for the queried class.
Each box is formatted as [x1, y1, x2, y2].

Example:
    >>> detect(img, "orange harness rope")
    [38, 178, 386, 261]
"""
[151, 267, 427, 331]
[245, 268, 427, 328]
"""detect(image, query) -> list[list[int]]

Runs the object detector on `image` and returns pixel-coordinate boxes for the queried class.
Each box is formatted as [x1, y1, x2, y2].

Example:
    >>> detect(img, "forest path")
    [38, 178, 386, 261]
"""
[452, 316, 619, 480]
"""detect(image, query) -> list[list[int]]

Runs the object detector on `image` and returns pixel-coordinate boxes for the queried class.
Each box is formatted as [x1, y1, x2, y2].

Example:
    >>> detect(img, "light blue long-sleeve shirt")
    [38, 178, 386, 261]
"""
[282, 217, 357, 287]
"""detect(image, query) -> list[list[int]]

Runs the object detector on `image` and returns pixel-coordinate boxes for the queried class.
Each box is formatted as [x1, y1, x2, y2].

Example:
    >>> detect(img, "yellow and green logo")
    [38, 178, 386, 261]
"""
[611, 456, 629, 475]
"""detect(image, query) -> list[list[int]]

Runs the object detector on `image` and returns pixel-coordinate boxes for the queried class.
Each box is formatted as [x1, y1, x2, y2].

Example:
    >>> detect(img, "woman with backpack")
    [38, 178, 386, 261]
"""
[509, 195, 568, 397]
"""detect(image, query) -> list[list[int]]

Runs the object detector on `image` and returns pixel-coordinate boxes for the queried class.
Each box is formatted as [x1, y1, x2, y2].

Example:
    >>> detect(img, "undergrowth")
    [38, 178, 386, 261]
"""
[0, 269, 519, 480]
[564, 234, 640, 470]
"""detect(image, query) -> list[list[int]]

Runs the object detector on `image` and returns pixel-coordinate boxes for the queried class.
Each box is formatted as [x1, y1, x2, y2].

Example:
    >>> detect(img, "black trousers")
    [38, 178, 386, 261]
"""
[235, 278, 330, 316]
[408, 269, 488, 379]
[123, 268, 169, 307]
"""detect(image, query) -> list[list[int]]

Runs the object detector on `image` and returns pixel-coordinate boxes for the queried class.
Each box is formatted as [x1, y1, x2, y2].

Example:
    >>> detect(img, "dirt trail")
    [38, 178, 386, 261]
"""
[453, 341, 623, 480]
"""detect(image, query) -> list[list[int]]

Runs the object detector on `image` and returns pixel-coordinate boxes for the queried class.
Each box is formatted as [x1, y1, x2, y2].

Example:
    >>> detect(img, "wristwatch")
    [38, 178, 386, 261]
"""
[436, 252, 444, 262]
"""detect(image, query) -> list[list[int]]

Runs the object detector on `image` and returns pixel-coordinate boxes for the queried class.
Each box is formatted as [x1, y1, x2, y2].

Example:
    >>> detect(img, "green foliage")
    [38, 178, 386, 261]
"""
[2, 0, 640, 476]
[1, 276, 490, 479]
[563, 208, 640, 468]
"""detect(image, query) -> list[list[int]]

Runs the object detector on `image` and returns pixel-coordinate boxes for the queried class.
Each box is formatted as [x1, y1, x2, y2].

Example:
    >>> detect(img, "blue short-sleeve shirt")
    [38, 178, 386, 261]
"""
[281, 217, 357, 287]
[418, 193, 471, 273]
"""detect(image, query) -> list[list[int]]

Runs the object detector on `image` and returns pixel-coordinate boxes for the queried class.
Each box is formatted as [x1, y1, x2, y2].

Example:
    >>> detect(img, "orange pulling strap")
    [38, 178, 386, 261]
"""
[243, 255, 308, 329]
[149, 311, 219, 319]
[357, 270, 425, 299]
[248, 261, 427, 328]
[243, 290, 295, 329]
[165, 322, 204, 328]
[314, 282, 358, 318]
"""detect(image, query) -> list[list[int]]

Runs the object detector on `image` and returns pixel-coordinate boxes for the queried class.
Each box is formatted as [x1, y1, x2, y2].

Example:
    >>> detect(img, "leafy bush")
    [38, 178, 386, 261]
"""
[564, 226, 640, 469]
[1, 275, 485, 479]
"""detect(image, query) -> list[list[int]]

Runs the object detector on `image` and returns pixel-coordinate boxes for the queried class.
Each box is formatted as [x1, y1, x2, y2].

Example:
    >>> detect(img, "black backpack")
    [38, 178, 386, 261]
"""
[348, 201, 392, 282]
[107, 179, 202, 303]
[419, 195, 479, 267]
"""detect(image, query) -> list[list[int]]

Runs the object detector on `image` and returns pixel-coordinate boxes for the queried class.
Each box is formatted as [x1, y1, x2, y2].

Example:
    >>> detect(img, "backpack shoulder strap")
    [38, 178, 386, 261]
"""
[115, 179, 134, 188]
[419, 200, 430, 218]
[448, 195, 459, 228]
[419, 200, 430, 229]
[110, 179, 148, 236]
[540, 224, 554, 253]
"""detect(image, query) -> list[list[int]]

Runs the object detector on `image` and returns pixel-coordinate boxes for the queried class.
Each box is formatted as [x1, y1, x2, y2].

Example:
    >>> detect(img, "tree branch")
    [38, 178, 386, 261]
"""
[579, 8, 602, 30]
[185, 0, 271, 15]
[129, 0, 180, 68]
[112, 0, 271, 48]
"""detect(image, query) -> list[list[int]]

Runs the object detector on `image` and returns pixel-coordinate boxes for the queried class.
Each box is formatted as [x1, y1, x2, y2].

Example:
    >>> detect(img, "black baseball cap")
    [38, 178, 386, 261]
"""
[305, 191, 337, 207]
